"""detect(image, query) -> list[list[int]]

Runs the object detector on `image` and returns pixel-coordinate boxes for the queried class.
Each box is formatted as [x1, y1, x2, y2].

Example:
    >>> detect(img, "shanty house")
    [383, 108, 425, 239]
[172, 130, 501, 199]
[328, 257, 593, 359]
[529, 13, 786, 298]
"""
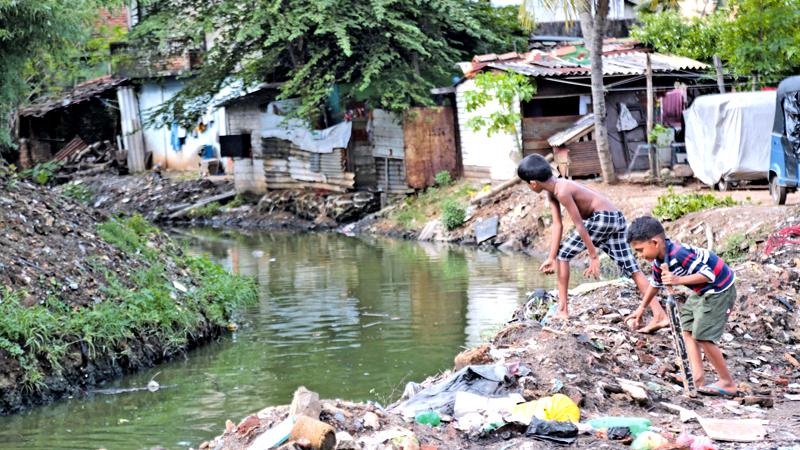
[456, 40, 709, 180]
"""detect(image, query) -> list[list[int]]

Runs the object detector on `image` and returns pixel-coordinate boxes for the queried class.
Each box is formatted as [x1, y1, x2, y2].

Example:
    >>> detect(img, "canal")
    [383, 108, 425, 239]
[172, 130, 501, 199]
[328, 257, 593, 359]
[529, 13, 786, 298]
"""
[0, 229, 581, 449]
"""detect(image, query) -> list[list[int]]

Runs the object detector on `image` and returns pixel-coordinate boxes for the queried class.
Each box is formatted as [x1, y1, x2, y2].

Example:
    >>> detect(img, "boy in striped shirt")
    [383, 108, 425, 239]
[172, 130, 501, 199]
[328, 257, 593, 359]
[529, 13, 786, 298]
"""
[625, 216, 737, 397]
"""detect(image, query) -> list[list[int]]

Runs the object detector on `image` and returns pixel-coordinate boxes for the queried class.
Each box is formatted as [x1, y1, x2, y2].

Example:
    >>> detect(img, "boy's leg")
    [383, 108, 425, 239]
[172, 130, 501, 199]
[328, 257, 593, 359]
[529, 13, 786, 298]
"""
[691, 287, 737, 393]
[634, 271, 669, 333]
[555, 224, 592, 320]
[556, 259, 571, 319]
[682, 331, 706, 387]
[697, 340, 736, 392]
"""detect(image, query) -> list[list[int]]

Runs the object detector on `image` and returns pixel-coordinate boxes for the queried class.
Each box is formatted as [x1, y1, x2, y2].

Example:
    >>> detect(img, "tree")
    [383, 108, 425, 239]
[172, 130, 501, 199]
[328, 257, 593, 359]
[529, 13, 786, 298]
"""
[464, 71, 536, 161]
[130, 0, 526, 128]
[632, 0, 800, 86]
[0, 1, 118, 157]
[521, 0, 617, 183]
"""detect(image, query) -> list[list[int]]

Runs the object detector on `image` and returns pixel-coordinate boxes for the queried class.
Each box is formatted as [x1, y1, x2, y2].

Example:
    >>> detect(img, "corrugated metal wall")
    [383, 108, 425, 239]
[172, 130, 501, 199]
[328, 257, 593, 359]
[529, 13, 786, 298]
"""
[455, 79, 520, 181]
[371, 109, 405, 158]
[375, 157, 409, 193]
[262, 138, 354, 192]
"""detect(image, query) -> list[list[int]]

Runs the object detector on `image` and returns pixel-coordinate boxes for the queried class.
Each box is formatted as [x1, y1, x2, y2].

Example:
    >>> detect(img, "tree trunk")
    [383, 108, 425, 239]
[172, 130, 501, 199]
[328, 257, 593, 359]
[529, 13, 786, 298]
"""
[583, 0, 616, 184]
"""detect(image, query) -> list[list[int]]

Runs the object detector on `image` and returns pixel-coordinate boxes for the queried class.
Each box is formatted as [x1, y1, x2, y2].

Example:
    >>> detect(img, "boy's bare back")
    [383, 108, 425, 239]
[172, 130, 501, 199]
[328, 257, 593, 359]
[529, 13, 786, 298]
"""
[550, 179, 617, 219]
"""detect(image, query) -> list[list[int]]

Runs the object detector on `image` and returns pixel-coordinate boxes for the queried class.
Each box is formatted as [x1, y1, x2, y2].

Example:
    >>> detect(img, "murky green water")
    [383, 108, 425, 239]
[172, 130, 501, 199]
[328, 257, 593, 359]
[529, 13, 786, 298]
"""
[0, 229, 582, 450]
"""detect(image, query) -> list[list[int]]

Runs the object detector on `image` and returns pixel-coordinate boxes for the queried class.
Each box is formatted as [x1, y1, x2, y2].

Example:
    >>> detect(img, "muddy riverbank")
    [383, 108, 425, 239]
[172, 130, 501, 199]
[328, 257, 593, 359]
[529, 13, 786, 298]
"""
[0, 164, 257, 415]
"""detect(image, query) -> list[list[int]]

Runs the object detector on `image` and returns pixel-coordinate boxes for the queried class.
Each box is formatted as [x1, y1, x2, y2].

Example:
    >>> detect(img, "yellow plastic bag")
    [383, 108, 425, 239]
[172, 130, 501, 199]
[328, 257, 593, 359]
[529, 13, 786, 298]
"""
[533, 394, 580, 423]
[509, 400, 540, 423]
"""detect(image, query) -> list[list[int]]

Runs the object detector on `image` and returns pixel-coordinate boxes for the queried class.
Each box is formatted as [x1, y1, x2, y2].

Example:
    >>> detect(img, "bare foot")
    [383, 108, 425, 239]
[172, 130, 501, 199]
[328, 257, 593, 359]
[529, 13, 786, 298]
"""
[554, 311, 569, 320]
[637, 319, 669, 334]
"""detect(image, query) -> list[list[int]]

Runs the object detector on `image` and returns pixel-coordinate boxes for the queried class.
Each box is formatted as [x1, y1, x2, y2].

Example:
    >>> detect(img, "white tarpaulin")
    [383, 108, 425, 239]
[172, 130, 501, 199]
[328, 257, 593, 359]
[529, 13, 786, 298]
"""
[683, 91, 775, 185]
[260, 99, 352, 154]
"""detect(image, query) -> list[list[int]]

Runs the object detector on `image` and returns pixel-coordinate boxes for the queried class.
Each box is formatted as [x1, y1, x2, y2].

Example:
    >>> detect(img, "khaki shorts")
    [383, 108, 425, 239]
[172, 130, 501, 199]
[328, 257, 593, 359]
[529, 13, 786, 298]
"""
[680, 285, 736, 342]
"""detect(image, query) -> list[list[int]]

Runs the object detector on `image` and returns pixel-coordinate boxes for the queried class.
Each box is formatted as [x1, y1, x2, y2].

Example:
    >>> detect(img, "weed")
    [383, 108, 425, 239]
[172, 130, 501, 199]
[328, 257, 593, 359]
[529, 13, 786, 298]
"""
[718, 232, 753, 263]
[388, 180, 476, 230]
[61, 182, 93, 204]
[20, 161, 62, 185]
[0, 216, 257, 390]
[652, 187, 736, 221]
[188, 202, 222, 219]
[225, 194, 246, 209]
[434, 171, 452, 187]
[442, 200, 466, 230]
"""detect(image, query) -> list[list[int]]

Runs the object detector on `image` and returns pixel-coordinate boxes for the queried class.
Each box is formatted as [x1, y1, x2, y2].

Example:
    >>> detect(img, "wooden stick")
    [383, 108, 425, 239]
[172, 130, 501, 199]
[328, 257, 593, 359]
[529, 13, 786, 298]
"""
[661, 263, 697, 397]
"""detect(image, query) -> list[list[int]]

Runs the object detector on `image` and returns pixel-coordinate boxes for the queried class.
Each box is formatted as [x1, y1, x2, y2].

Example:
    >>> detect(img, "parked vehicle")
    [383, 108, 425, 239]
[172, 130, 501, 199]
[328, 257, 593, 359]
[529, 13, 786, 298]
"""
[684, 91, 775, 191]
[769, 76, 800, 205]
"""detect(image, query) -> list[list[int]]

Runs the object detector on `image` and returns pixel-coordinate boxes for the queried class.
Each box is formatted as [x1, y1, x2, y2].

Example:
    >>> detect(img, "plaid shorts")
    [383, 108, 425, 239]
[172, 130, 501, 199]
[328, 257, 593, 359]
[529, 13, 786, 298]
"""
[556, 210, 640, 277]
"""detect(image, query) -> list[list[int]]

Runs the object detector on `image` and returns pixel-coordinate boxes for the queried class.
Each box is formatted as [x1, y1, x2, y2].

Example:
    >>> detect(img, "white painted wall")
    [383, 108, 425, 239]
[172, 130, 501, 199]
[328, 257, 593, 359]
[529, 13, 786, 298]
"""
[522, 0, 631, 22]
[138, 78, 226, 171]
[455, 78, 521, 181]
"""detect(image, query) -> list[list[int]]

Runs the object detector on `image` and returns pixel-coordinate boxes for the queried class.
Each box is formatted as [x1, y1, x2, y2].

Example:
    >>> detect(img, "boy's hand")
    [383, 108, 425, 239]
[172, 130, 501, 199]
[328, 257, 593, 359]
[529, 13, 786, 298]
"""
[624, 308, 644, 329]
[539, 257, 556, 274]
[583, 256, 601, 279]
[662, 272, 680, 286]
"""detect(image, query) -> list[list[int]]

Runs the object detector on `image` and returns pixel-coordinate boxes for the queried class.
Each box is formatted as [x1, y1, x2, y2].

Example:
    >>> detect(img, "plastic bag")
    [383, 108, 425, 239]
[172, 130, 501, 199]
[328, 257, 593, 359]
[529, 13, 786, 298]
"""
[630, 431, 669, 450]
[534, 394, 580, 423]
[587, 416, 652, 436]
[525, 418, 578, 445]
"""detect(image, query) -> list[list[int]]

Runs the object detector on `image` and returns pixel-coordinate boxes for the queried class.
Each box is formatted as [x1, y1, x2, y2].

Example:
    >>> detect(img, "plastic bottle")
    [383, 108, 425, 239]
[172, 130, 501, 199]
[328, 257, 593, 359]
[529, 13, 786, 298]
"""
[586, 417, 651, 436]
[414, 410, 441, 427]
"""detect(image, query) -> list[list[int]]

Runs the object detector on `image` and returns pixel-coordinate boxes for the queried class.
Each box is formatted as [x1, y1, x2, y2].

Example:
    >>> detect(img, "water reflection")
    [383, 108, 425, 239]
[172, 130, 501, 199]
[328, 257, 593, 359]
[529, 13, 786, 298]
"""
[0, 229, 582, 450]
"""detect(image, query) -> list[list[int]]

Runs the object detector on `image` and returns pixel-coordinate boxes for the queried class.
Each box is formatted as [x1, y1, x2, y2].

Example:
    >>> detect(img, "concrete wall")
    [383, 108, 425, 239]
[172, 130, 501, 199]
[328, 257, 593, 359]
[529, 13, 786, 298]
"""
[137, 78, 225, 171]
[526, 0, 631, 22]
[455, 78, 520, 181]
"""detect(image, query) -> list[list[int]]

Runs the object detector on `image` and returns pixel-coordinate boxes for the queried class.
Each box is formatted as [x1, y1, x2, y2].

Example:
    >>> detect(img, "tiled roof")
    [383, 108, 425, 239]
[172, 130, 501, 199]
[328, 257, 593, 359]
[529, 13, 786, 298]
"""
[464, 39, 708, 78]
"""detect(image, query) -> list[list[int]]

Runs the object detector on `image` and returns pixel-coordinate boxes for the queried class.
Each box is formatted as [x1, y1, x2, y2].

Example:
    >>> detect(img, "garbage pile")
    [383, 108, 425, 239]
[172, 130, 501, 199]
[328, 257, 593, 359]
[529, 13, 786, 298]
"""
[52, 137, 127, 181]
[203, 256, 800, 450]
[79, 173, 235, 222]
[257, 190, 380, 225]
[0, 162, 153, 307]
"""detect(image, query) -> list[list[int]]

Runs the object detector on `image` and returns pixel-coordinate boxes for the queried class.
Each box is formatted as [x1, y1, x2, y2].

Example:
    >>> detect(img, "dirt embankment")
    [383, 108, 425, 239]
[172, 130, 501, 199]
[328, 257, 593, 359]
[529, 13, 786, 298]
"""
[0, 164, 256, 414]
[195, 181, 800, 450]
[200, 213, 800, 450]
[77, 173, 381, 230]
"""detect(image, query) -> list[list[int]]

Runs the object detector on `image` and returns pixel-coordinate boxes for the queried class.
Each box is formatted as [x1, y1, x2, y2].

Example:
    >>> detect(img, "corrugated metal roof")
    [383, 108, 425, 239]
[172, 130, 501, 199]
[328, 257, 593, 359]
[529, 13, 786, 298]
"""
[20, 76, 128, 118]
[464, 39, 708, 79]
[548, 114, 595, 147]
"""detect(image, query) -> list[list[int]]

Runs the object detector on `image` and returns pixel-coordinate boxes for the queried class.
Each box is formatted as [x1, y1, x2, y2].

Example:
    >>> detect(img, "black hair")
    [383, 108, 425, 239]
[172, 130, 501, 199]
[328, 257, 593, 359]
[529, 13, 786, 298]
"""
[627, 216, 666, 243]
[517, 154, 553, 183]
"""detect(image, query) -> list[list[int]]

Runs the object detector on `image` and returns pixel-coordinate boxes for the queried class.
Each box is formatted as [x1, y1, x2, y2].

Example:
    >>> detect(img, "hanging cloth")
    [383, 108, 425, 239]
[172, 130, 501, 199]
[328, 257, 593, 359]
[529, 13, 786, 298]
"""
[662, 89, 685, 129]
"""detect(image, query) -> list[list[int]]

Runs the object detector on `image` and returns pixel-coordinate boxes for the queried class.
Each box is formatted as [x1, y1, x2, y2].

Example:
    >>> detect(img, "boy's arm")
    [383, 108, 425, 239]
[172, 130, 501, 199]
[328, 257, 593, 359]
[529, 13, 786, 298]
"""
[546, 192, 563, 256]
[663, 272, 712, 286]
[557, 191, 601, 278]
[625, 283, 660, 325]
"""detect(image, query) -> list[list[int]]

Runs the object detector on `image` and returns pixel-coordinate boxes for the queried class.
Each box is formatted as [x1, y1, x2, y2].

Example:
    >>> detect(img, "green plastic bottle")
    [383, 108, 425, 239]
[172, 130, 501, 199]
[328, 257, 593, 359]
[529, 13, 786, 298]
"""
[414, 410, 441, 427]
[587, 417, 651, 436]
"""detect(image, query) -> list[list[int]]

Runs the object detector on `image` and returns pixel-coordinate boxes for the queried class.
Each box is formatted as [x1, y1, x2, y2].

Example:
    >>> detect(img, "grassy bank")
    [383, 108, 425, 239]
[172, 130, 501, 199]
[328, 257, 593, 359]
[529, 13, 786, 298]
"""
[388, 179, 478, 230]
[0, 215, 257, 398]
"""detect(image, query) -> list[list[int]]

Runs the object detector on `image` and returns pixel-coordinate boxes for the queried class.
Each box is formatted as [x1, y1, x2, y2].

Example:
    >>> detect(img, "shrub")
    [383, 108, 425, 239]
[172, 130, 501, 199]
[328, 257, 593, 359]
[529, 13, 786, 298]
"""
[434, 170, 453, 187]
[61, 182, 92, 203]
[652, 187, 736, 221]
[442, 199, 466, 230]
[20, 161, 62, 185]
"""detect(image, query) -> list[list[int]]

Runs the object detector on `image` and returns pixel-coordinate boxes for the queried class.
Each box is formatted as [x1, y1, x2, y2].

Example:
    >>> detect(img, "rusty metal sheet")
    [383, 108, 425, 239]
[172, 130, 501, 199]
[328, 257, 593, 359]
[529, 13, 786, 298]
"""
[403, 107, 460, 189]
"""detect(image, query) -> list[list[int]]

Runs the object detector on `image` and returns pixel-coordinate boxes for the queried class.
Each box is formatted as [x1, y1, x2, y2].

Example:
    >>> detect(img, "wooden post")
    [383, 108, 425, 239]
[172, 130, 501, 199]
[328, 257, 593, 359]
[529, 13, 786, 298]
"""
[713, 55, 726, 94]
[646, 53, 656, 178]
